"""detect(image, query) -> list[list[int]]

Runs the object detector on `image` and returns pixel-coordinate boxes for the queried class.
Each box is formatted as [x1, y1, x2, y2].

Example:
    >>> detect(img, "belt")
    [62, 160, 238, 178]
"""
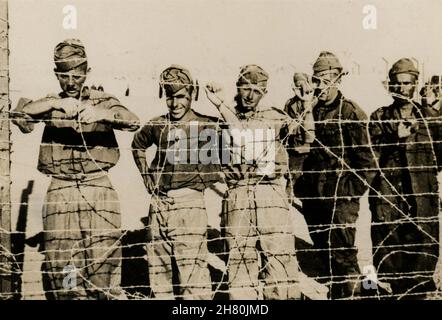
[228, 175, 281, 187]
[165, 188, 203, 198]
[152, 188, 204, 207]
[51, 171, 107, 182]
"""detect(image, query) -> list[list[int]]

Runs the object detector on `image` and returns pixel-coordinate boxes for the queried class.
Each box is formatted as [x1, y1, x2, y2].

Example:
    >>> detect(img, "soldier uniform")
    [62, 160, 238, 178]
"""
[369, 58, 442, 299]
[295, 52, 376, 299]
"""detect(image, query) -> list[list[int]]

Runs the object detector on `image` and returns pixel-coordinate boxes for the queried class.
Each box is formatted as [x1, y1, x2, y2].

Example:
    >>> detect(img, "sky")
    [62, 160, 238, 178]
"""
[6, 0, 442, 296]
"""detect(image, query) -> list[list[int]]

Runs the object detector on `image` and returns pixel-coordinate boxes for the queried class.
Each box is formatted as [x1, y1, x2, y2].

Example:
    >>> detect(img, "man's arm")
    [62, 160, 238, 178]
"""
[108, 105, 140, 131]
[434, 119, 442, 172]
[423, 108, 442, 172]
[282, 98, 313, 155]
[21, 95, 78, 118]
[205, 83, 244, 128]
[131, 124, 156, 193]
[11, 98, 36, 133]
[338, 106, 378, 197]
[21, 96, 57, 116]
[285, 72, 316, 145]
[78, 98, 140, 131]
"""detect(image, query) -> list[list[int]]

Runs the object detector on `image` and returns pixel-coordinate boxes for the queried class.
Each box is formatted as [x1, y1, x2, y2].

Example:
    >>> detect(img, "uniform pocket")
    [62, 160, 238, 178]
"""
[318, 127, 343, 147]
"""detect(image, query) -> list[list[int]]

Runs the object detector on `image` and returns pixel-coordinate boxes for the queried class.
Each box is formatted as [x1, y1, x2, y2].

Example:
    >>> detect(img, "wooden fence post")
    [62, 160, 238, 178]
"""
[0, 0, 12, 299]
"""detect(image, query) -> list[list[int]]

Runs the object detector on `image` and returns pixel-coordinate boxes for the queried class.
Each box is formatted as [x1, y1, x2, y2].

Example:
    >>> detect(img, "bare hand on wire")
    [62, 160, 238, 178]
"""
[205, 82, 225, 109]
[55, 97, 81, 118]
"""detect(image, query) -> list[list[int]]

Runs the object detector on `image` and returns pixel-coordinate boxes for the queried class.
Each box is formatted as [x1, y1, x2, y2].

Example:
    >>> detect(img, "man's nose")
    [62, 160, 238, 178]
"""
[67, 76, 75, 86]
[399, 85, 408, 94]
[246, 90, 253, 99]
[316, 80, 326, 90]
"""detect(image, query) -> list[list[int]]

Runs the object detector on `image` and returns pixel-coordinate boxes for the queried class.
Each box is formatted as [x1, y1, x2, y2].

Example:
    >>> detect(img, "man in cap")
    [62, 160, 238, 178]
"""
[421, 75, 442, 167]
[283, 72, 316, 201]
[14, 39, 140, 299]
[131, 65, 222, 299]
[369, 58, 442, 299]
[205, 64, 301, 300]
[294, 51, 377, 299]
[420, 76, 442, 121]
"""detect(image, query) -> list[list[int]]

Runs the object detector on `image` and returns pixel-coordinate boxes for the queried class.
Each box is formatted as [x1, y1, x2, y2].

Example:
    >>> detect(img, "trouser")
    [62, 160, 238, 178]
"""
[147, 189, 212, 300]
[302, 198, 361, 299]
[43, 175, 122, 300]
[288, 153, 308, 183]
[285, 153, 308, 203]
[371, 197, 439, 299]
[224, 182, 300, 300]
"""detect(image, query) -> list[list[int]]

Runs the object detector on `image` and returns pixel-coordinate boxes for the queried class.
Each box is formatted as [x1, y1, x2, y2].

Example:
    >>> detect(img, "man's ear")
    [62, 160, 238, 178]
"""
[194, 80, 199, 101]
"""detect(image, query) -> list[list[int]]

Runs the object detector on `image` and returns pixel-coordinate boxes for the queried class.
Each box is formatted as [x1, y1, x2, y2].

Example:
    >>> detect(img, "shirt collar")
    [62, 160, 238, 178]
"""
[235, 104, 258, 120]
[315, 90, 343, 111]
[391, 100, 423, 119]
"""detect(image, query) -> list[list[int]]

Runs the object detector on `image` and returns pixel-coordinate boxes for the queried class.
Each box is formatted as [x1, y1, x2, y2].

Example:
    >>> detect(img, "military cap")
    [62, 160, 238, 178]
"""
[388, 58, 419, 79]
[237, 64, 268, 88]
[313, 51, 343, 74]
[54, 38, 87, 72]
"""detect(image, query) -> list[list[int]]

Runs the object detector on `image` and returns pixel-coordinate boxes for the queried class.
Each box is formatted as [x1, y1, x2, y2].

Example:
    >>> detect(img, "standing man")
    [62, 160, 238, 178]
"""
[131, 65, 221, 300]
[421, 75, 442, 113]
[205, 64, 300, 300]
[284, 72, 316, 200]
[369, 58, 442, 299]
[420, 75, 442, 165]
[16, 39, 140, 299]
[295, 51, 376, 299]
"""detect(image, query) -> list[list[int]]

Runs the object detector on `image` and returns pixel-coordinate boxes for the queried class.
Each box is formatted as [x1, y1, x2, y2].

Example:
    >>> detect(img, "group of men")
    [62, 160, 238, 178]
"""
[10, 38, 442, 300]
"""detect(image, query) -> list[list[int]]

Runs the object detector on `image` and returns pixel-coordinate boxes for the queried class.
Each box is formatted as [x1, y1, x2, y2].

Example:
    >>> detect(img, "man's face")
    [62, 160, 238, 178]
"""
[390, 73, 417, 103]
[166, 87, 192, 120]
[313, 69, 340, 103]
[422, 85, 437, 107]
[237, 84, 266, 110]
[56, 64, 88, 98]
[431, 79, 442, 99]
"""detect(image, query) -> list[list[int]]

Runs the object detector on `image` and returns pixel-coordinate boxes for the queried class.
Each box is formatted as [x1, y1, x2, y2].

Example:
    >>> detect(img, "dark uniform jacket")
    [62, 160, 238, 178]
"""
[369, 101, 442, 224]
[132, 109, 222, 193]
[295, 91, 376, 201]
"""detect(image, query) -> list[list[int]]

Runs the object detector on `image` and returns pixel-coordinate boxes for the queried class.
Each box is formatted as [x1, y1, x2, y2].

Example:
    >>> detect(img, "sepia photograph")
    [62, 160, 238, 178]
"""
[1, 0, 442, 305]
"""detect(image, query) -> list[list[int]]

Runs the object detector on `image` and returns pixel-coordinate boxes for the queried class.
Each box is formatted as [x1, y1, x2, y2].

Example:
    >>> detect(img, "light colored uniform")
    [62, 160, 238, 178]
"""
[132, 109, 221, 299]
[223, 105, 300, 300]
[20, 89, 136, 299]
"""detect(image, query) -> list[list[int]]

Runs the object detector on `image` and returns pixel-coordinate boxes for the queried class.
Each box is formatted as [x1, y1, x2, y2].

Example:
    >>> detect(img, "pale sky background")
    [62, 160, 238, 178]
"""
[7, 0, 442, 298]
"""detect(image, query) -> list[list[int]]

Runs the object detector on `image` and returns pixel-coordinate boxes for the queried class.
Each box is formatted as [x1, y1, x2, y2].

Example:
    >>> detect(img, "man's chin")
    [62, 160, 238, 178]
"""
[393, 96, 410, 104]
[170, 112, 185, 120]
[241, 103, 257, 110]
[65, 91, 80, 98]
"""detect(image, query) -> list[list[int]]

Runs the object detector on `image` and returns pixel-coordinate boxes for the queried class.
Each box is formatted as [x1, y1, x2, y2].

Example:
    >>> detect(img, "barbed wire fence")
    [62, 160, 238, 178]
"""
[1, 10, 442, 300]
[3, 85, 442, 300]
[8, 113, 441, 301]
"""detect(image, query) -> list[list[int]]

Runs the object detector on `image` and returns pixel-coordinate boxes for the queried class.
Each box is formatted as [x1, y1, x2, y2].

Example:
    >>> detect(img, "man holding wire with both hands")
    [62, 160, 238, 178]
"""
[12, 38, 139, 299]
